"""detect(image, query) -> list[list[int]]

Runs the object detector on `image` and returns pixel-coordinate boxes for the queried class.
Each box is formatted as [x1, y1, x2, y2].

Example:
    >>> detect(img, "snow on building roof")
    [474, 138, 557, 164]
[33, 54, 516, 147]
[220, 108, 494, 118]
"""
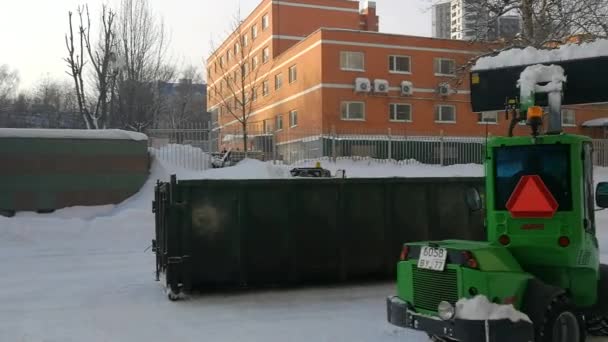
[0, 128, 148, 141]
[582, 118, 608, 127]
[473, 39, 608, 70]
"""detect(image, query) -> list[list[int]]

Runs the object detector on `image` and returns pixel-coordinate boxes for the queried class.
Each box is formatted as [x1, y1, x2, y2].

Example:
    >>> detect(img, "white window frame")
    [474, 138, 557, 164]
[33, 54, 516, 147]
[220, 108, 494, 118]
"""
[562, 109, 576, 127]
[289, 65, 297, 83]
[435, 104, 456, 123]
[252, 55, 259, 70]
[262, 14, 269, 30]
[251, 25, 258, 40]
[262, 80, 269, 97]
[262, 47, 270, 64]
[340, 51, 365, 72]
[389, 55, 411, 74]
[434, 58, 456, 76]
[276, 114, 283, 131]
[289, 110, 298, 128]
[478, 111, 498, 124]
[234, 43, 240, 56]
[341, 101, 366, 121]
[275, 73, 283, 90]
[389, 103, 412, 122]
[243, 35, 249, 47]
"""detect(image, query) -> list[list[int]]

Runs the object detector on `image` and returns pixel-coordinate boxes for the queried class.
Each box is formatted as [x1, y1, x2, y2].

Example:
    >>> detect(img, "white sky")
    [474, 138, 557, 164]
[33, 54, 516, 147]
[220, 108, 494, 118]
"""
[0, 0, 431, 90]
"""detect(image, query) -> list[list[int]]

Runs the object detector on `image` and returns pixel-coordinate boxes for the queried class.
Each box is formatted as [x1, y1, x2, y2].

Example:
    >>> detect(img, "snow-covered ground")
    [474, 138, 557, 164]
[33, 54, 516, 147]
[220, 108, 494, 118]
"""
[1, 156, 607, 342]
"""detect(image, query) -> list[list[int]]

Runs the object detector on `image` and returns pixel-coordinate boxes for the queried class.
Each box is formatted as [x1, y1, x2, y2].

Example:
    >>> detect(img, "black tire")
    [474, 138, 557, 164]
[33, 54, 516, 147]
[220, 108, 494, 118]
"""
[586, 315, 608, 336]
[536, 296, 586, 342]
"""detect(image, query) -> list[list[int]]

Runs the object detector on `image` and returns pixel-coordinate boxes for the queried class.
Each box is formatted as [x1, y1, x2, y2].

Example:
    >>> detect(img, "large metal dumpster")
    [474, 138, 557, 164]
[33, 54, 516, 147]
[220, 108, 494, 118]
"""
[153, 176, 485, 299]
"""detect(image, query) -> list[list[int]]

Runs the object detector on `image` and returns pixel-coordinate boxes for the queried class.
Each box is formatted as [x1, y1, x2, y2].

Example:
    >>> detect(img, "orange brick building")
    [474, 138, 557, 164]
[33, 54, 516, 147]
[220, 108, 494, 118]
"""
[206, 0, 608, 155]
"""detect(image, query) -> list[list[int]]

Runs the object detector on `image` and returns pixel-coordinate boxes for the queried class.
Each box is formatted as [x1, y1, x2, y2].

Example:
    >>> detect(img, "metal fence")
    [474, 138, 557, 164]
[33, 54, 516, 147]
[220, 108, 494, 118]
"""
[146, 123, 608, 170]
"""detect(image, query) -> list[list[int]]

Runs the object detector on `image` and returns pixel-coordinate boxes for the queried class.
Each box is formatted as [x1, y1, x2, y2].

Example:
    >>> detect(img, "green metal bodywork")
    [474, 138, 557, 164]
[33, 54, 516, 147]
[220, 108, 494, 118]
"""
[396, 133, 600, 314]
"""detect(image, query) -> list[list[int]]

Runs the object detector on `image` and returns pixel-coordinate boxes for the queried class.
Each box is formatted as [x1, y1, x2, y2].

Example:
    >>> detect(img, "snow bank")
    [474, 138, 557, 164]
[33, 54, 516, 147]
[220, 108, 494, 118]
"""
[456, 295, 531, 323]
[150, 144, 211, 171]
[0, 128, 147, 140]
[157, 157, 484, 180]
[473, 39, 608, 70]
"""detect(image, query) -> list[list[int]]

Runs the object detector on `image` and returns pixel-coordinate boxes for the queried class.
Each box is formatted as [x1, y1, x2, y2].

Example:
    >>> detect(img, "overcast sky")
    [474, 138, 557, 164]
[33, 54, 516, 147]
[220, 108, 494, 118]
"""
[0, 0, 431, 90]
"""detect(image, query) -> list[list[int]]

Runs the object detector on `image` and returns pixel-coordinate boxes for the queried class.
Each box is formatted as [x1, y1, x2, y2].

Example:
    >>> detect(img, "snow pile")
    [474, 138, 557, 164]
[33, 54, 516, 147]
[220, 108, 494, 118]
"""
[150, 144, 212, 171]
[455, 295, 531, 323]
[473, 39, 608, 70]
[0, 128, 147, 140]
[156, 157, 484, 180]
[518, 64, 566, 97]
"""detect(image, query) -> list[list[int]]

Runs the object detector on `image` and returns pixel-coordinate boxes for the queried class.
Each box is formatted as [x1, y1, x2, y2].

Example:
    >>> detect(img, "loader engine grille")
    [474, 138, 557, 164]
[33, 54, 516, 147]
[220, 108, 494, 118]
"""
[412, 266, 458, 312]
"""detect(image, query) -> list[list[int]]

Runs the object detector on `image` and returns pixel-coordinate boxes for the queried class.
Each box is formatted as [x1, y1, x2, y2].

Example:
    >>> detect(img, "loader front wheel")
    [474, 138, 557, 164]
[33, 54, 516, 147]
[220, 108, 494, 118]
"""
[537, 296, 585, 342]
[586, 315, 608, 336]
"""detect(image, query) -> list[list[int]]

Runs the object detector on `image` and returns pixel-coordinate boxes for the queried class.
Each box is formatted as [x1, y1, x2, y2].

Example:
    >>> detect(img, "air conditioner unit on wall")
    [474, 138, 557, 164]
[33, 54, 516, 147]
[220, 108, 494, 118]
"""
[355, 77, 371, 93]
[400, 81, 413, 96]
[438, 83, 450, 97]
[373, 79, 389, 93]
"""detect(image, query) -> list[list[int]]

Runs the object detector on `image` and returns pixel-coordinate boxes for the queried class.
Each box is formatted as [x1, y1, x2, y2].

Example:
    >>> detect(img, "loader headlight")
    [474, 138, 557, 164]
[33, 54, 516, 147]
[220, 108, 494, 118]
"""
[438, 301, 456, 321]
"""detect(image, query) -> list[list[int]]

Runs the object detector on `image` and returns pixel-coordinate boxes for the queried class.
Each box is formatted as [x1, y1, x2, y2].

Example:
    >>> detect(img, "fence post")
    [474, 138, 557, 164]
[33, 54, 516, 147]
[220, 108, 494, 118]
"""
[439, 129, 445, 166]
[331, 125, 337, 162]
[273, 128, 278, 164]
[387, 127, 392, 161]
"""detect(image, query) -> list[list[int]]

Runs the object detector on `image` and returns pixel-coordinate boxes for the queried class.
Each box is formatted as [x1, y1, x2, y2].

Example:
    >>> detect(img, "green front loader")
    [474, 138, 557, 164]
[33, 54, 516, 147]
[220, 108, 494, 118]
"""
[387, 51, 608, 342]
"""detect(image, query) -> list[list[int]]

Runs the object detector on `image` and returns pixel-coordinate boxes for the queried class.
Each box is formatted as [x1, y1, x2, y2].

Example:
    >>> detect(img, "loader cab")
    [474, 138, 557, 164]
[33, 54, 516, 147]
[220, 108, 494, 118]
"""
[484, 134, 601, 305]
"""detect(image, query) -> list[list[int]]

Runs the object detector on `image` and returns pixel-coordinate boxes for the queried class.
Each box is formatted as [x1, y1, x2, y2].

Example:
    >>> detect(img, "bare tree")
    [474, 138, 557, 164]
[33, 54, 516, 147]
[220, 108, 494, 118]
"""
[113, 0, 175, 132]
[157, 66, 206, 129]
[206, 14, 275, 153]
[0, 65, 19, 111]
[452, 0, 608, 47]
[65, 5, 118, 129]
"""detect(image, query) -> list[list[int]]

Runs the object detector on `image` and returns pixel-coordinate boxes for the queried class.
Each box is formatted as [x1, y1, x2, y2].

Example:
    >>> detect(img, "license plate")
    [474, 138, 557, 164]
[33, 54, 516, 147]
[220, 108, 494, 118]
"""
[417, 246, 447, 271]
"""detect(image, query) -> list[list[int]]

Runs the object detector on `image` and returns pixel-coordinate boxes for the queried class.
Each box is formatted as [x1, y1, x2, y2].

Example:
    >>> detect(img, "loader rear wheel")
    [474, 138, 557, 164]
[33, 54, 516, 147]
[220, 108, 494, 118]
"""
[586, 315, 608, 336]
[536, 296, 586, 342]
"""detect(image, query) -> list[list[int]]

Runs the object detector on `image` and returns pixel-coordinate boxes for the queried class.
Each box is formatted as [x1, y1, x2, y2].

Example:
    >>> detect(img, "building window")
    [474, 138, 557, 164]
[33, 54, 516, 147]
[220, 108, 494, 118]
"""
[276, 114, 283, 131]
[252, 25, 258, 40]
[243, 35, 249, 47]
[435, 105, 456, 123]
[389, 55, 411, 73]
[275, 73, 283, 90]
[478, 111, 498, 124]
[341, 101, 365, 120]
[263, 47, 270, 63]
[289, 110, 298, 127]
[252, 56, 259, 70]
[289, 65, 297, 83]
[435, 58, 455, 75]
[219, 56, 224, 67]
[262, 14, 269, 30]
[389, 103, 412, 122]
[242, 62, 249, 76]
[562, 109, 576, 126]
[262, 80, 269, 96]
[340, 51, 365, 71]
[251, 87, 258, 102]
[263, 119, 271, 133]
[226, 50, 231, 62]
[234, 43, 240, 56]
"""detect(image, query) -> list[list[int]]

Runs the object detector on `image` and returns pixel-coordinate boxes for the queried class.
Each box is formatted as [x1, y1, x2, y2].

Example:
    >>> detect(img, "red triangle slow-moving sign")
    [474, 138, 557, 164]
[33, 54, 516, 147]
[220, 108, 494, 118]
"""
[506, 175, 559, 218]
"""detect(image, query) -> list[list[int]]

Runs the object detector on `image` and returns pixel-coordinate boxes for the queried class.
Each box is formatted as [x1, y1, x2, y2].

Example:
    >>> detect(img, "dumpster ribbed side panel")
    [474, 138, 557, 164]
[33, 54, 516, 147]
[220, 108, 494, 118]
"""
[154, 177, 485, 293]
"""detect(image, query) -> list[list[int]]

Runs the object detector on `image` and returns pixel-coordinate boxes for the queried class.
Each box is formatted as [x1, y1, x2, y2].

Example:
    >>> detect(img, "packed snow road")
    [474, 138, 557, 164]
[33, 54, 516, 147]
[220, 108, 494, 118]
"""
[1, 158, 608, 341]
